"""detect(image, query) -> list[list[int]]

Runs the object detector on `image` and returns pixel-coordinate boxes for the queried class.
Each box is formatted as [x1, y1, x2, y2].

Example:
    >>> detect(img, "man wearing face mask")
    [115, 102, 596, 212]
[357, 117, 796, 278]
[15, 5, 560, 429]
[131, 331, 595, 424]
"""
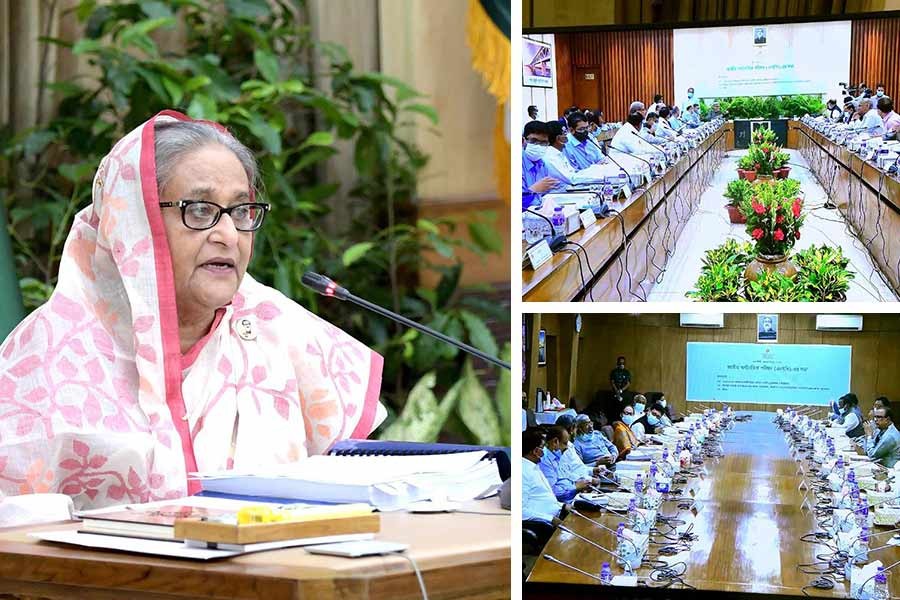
[825, 99, 842, 121]
[682, 87, 696, 114]
[555, 414, 610, 476]
[832, 393, 865, 438]
[630, 403, 666, 441]
[640, 112, 668, 145]
[862, 407, 900, 468]
[521, 121, 558, 211]
[527, 105, 539, 120]
[612, 404, 644, 454]
[610, 356, 632, 405]
[538, 425, 604, 501]
[542, 120, 579, 193]
[522, 428, 571, 542]
[851, 98, 885, 136]
[572, 414, 618, 466]
[564, 111, 607, 169]
[876, 83, 886, 99]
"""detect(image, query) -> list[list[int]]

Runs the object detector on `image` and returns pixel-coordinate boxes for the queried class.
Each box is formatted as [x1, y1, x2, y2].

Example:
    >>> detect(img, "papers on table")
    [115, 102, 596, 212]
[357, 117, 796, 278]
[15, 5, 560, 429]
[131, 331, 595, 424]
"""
[192, 452, 502, 511]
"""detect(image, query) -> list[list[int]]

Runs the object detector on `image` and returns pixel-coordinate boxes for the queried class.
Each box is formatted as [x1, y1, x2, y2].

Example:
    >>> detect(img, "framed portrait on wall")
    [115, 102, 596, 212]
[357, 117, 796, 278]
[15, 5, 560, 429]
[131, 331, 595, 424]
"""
[757, 314, 778, 343]
[538, 328, 547, 366]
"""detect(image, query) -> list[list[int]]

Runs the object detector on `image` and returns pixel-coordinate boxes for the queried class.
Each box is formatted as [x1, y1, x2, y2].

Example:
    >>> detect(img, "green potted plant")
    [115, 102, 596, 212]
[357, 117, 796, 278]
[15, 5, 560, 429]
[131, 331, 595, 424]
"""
[745, 269, 813, 302]
[794, 245, 855, 302]
[774, 151, 791, 179]
[737, 154, 757, 181]
[742, 181, 805, 282]
[723, 179, 752, 224]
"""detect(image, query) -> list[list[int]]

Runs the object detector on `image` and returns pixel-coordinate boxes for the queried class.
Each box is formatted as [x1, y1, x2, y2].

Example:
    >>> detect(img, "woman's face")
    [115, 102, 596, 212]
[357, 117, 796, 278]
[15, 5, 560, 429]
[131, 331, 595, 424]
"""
[160, 145, 253, 322]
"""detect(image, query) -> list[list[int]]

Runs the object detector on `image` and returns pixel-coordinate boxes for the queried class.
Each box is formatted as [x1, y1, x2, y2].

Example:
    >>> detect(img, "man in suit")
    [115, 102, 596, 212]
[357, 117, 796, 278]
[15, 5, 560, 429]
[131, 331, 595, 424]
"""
[864, 407, 900, 468]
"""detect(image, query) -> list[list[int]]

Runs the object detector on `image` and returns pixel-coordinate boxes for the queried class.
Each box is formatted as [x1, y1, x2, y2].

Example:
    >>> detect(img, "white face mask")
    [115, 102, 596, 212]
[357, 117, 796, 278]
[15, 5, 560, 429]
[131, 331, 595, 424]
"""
[660, 399, 667, 408]
[524, 143, 546, 162]
[622, 414, 635, 425]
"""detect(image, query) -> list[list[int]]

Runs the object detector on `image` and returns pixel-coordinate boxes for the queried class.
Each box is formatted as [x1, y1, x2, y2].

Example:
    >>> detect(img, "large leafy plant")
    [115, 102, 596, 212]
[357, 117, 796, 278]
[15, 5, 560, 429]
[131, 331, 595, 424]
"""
[0, 0, 509, 446]
[743, 180, 805, 256]
[708, 95, 825, 119]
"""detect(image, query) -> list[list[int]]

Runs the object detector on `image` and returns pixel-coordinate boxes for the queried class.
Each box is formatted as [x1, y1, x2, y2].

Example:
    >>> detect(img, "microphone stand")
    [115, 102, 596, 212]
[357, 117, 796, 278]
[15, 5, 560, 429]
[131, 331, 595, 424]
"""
[301, 273, 511, 370]
[542, 555, 605, 582]
[557, 525, 637, 574]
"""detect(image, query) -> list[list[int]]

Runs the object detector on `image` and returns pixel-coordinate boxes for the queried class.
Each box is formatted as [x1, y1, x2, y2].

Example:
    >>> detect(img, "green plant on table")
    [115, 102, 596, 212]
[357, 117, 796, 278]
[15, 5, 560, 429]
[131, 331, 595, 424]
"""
[0, 0, 509, 446]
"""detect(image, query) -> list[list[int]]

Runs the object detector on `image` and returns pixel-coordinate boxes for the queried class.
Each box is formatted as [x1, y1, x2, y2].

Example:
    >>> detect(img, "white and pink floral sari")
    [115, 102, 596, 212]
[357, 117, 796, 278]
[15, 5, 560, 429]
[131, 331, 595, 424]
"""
[0, 110, 384, 511]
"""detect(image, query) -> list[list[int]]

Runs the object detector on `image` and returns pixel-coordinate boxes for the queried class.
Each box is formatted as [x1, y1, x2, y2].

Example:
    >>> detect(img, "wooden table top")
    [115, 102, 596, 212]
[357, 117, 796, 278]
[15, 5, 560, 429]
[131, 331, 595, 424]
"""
[0, 499, 510, 600]
[527, 411, 900, 597]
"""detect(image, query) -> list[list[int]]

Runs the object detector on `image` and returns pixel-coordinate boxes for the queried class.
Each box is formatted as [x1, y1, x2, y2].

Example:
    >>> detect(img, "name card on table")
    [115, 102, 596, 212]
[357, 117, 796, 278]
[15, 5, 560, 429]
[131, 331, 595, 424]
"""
[579, 209, 597, 228]
[621, 184, 632, 199]
[526, 240, 553, 270]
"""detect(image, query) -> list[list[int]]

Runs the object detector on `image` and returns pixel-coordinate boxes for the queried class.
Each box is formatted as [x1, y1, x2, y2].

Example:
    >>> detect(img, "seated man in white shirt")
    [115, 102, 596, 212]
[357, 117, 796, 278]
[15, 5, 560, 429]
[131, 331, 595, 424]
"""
[640, 112, 669, 145]
[854, 98, 885, 136]
[522, 428, 570, 547]
[656, 106, 681, 140]
[539, 425, 603, 502]
[610, 112, 665, 158]
[541, 119, 578, 193]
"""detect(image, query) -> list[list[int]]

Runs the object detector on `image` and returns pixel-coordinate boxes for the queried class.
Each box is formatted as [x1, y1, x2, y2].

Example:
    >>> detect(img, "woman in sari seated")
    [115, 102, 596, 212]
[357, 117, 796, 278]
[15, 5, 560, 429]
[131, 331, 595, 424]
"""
[0, 111, 385, 520]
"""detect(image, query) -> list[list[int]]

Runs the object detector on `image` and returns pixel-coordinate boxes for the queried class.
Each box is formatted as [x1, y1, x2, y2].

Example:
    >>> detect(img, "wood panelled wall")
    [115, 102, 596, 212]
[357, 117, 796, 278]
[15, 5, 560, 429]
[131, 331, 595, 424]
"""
[525, 1, 900, 28]
[554, 29, 674, 121]
[850, 17, 900, 101]
[524, 314, 900, 419]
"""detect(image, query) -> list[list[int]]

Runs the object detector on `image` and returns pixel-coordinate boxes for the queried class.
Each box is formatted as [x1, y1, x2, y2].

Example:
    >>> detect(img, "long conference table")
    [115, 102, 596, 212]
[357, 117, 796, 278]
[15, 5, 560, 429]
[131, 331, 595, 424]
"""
[795, 121, 900, 297]
[522, 123, 730, 302]
[526, 411, 900, 598]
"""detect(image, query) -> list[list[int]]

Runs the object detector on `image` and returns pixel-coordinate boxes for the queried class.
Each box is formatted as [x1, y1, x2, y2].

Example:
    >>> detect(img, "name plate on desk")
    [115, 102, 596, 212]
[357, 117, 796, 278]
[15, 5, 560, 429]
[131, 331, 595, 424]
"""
[526, 240, 553, 270]
[579, 209, 597, 228]
[621, 184, 632, 199]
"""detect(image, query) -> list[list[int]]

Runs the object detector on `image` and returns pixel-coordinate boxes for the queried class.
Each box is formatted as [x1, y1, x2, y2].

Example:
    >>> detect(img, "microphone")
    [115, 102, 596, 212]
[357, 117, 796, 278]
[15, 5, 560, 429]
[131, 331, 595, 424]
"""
[857, 558, 900, 594]
[542, 555, 605, 582]
[570, 507, 651, 540]
[628, 131, 666, 166]
[524, 208, 567, 252]
[301, 272, 511, 370]
[557, 525, 637, 574]
[609, 143, 656, 177]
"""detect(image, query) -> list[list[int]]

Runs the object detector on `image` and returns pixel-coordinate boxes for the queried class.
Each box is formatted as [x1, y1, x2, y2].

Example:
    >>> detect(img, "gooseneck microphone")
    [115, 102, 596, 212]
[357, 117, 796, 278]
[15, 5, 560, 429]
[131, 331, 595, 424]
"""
[301, 272, 511, 370]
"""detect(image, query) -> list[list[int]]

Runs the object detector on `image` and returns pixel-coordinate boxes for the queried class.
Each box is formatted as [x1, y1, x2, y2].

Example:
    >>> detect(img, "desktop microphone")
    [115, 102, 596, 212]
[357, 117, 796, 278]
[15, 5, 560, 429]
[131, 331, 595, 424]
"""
[628, 131, 666, 171]
[609, 142, 657, 177]
[301, 272, 511, 370]
[524, 208, 567, 252]
[569, 507, 651, 541]
[857, 557, 900, 593]
[542, 555, 605, 582]
[557, 525, 637, 574]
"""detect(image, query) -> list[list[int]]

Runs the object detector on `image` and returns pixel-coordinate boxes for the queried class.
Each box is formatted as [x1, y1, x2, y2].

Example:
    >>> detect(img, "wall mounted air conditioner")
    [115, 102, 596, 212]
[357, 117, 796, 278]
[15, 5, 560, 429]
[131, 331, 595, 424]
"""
[679, 313, 724, 328]
[816, 314, 863, 332]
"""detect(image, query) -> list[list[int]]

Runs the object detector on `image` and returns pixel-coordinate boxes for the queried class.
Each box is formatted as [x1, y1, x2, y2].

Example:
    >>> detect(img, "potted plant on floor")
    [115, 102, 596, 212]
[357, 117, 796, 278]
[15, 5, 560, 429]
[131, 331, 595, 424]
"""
[743, 181, 805, 282]
[737, 154, 757, 181]
[750, 143, 777, 181]
[724, 179, 752, 224]
[774, 151, 791, 179]
[794, 245, 855, 302]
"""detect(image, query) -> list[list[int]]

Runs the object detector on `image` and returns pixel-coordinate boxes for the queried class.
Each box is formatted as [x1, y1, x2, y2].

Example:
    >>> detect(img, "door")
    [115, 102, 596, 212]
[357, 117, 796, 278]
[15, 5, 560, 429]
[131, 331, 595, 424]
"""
[573, 67, 600, 111]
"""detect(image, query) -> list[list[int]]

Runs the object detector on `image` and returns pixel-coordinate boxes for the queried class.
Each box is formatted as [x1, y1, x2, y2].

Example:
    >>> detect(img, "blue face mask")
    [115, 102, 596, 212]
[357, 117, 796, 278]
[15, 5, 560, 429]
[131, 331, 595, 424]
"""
[647, 414, 661, 427]
[549, 448, 562, 459]
[524, 143, 546, 163]
[634, 403, 646, 414]
[877, 91, 885, 97]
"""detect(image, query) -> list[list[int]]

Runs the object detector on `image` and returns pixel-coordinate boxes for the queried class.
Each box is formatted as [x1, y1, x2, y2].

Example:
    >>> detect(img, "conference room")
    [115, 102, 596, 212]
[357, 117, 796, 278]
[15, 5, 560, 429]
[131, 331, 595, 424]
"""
[521, 4, 900, 303]
[522, 312, 900, 598]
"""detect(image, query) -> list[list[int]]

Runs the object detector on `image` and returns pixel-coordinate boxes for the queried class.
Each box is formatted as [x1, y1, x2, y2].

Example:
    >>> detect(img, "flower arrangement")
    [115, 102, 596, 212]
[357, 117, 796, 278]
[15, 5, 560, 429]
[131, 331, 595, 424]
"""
[687, 241, 854, 302]
[743, 181, 805, 257]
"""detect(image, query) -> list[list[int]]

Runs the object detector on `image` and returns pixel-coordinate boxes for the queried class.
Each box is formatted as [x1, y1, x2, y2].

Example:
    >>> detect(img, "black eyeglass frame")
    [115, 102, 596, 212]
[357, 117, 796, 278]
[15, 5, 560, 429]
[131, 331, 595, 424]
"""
[158, 199, 271, 232]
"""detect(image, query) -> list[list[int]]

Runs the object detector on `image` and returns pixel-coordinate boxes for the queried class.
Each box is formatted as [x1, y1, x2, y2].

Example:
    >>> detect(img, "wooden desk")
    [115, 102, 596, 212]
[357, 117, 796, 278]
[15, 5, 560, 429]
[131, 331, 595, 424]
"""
[522, 123, 731, 302]
[527, 411, 899, 597]
[0, 500, 510, 600]
[796, 123, 900, 296]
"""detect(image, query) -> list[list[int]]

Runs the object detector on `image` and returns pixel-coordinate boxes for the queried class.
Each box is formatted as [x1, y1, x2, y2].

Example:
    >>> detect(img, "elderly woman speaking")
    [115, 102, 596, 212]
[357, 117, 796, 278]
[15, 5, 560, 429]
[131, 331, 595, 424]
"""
[0, 111, 385, 514]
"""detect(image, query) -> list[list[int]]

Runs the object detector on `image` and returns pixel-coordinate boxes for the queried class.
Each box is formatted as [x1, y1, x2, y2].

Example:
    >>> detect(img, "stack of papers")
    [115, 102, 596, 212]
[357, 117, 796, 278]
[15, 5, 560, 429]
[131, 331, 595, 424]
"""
[192, 452, 502, 511]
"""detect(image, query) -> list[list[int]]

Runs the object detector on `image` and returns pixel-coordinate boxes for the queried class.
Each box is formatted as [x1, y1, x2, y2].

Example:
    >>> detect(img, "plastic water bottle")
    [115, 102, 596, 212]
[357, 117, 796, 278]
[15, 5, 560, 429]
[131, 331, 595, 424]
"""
[615, 523, 629, 567]
[835, 456, 845, 477]
[662, 448, 669, 463]
[601, 183, 614, 206]
[522, 211, 545, 245]
[551, 206, 566, 236]
[679, 445, 692, 470]
[873, 566, 888, 600]
[649, 461, 658, 483]
[855, 526, 869, 564]
[600, 562, 612, 585]
[634, 475, 644, 506]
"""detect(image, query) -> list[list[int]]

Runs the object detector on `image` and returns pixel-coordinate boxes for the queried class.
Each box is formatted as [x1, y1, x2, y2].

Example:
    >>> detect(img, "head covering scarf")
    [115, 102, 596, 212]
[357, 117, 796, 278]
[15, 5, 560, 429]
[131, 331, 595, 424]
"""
[0, 110, 385, 509]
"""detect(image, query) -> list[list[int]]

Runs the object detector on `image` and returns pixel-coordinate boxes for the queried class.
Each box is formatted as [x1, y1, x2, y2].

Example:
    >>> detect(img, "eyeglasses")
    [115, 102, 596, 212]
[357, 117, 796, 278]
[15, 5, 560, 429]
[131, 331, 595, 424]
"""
[526, 138, 550, 146]
[159, 200, 271, 232]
